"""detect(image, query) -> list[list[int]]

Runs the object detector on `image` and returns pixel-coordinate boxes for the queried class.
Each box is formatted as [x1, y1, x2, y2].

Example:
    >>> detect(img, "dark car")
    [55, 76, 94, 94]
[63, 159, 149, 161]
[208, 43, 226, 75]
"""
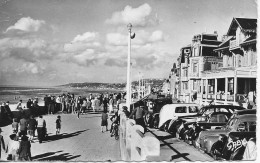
[198, 113, 256, 155]
[173, 105, 245, 140]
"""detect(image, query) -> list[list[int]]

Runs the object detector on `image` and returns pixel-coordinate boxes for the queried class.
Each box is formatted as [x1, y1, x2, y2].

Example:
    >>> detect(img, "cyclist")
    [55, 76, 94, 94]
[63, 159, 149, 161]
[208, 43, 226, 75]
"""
[110, 110, 120, 137]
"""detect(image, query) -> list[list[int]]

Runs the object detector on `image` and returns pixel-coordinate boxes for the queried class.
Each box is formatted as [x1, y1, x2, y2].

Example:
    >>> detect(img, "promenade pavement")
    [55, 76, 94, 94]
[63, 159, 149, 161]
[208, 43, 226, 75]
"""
[146, 128, 214, 162]
[0, 112, 121, 161]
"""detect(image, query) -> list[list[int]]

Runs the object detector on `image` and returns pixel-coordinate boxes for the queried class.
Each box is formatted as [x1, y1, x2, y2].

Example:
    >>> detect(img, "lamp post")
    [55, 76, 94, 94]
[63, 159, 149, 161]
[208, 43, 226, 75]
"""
[126, 23, 132, 111]
[138, 72, 141, 100]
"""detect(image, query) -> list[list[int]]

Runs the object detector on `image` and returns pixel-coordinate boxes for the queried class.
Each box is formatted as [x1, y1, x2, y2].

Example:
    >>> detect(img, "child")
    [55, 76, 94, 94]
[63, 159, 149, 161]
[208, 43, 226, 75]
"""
[56, 116, 61, 135]
[101, 110, 108, 132]
[12, 118, 18, 134]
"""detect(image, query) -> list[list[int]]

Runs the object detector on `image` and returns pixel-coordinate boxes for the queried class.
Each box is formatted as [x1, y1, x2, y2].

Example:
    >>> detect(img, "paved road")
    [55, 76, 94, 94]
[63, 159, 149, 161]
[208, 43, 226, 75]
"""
[0, 112, 121, 161]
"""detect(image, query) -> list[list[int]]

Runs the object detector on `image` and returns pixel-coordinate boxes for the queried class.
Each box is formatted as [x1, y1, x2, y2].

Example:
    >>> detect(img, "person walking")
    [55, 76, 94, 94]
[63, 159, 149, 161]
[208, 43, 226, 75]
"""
[18, 135, 31, 161]
[101, 110, 108, 132]
[55, 95, 61, 112]
[108, 97, 113, 114]
[103, 97, 108, 112]
[86, 98, 92, 111]
[129, 105, 147, 132]
[27, 115, 37, 142]
[19, 116, 28, 137]
[5, 134, 20, 161]
[76, 96, 82, 119]
[61, 95, 66, 113]
[0, 128, 6, 159]
[36, 115, 46, 143]
[81, 98, 87, 114]
[56, 115, 61, 135]
[91, 98, 96, 112]
[12, 118, 19, 134]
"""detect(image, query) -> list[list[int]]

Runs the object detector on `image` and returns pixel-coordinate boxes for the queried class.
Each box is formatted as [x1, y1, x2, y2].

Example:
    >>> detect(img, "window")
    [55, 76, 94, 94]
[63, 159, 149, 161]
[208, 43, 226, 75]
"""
[175, 107, 187, 113]
[183, 69, 188, 77]
[237, 55, 242, 67]
[183, 82, 188, 90]
[208, 79, 215, 93]
[193, 63, 198, 73]
[228, 78, 234, 94]
[189, 106, 199, 113]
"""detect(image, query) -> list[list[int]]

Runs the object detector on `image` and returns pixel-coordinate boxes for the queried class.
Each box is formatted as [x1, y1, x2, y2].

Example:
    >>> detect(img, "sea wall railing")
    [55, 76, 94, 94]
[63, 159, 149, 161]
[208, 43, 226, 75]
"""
[119, 112, 160, 161]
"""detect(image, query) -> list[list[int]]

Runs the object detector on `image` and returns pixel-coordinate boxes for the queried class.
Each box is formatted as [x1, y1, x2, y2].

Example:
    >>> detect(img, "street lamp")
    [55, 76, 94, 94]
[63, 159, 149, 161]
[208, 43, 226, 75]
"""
[126, 23, 134, 111]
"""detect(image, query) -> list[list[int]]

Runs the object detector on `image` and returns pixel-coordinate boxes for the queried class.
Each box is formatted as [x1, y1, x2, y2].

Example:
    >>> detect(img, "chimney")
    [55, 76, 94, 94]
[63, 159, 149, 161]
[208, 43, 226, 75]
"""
[214, 31, 218, 36]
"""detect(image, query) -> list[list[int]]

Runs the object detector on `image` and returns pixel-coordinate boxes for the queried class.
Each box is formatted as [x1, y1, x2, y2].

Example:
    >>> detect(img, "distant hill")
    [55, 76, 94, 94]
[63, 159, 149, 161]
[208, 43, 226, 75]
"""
[59, 78, 165, 90]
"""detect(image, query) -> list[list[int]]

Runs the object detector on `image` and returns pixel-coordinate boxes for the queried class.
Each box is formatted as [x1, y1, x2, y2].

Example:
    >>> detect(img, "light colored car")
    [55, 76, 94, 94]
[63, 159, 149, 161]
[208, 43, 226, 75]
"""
[158, 103, 199, 128]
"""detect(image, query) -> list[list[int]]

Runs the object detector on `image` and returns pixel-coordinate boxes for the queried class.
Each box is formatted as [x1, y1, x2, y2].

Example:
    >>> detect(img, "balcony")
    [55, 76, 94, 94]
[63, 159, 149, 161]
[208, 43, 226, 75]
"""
[180, 76, 188, 81]
[189, 72, 199, 78]
[229, 40, 240, 50]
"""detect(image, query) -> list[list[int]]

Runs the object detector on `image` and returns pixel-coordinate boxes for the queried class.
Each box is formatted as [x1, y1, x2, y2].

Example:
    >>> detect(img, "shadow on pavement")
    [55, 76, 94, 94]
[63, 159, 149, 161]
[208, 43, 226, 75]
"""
[147, 128, 191, 161]
[43, 129, 89, 143]
[32, 151, 80, 161]
[157, 135, 174, 141]
[170, 153, 189, 161]
[32, 150, 63, 160]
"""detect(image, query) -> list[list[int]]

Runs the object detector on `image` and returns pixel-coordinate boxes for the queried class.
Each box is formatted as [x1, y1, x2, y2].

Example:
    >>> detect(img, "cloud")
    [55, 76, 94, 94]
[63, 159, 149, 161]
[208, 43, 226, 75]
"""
[6, 17, 45, 32]
[106, 30, 164, 46]
[72, 32, 98, 43]
[104, 58, 126, 67]
[149, 30, 164, 42]
[0, 37, 61, 62]
[64, 32, 100, 52]
[63, 32, 103, 66]
[106, 3, 158, 27]
[15, 62, 45, 74]
[106, 33, 127, 46]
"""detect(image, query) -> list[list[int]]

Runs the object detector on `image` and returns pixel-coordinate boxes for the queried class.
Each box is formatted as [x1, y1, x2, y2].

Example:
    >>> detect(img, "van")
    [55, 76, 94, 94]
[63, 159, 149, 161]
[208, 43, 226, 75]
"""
[158, 103, 199, 128]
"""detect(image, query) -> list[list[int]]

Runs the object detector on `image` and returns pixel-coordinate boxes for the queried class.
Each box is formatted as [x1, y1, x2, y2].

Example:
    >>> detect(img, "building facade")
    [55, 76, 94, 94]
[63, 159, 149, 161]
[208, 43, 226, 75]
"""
[169, 17, 257, 107]
[198, 18, 257, 107]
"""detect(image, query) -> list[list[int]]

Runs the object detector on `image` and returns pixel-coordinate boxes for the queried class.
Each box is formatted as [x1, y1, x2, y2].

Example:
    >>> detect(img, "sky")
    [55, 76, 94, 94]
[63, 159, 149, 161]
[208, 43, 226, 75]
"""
[0, 0, 257, 86]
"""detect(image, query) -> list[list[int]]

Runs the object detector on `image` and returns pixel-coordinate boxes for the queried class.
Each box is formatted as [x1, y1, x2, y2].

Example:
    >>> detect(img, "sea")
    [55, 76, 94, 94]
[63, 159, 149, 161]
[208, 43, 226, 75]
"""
[0, 86, 122, 105]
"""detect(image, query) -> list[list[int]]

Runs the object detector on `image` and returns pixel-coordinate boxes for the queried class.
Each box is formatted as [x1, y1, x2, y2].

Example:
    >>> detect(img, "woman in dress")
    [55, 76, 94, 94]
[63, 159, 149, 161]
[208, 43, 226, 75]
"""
[6, 134, 20, 161]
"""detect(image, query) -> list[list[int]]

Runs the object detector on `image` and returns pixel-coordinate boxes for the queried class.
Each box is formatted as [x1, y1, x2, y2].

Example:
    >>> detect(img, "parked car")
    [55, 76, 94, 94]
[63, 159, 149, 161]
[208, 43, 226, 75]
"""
[158, 103, 199, 129]
[173, 105, 245, 140]
[211, 131, 256, 160]
[197, 113, 256, 155]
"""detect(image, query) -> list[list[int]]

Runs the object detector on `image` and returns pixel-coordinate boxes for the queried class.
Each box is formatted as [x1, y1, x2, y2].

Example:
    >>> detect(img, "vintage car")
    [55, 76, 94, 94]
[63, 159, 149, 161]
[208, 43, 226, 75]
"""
[158, 103, 199, 129]
[197, 113, 256, 155]
[211, 132, 256, 160]
[173, 105, 245, 141]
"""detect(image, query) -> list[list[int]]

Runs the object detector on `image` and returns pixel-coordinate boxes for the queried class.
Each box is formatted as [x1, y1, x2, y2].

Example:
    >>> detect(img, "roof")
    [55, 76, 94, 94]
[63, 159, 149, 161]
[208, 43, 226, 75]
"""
[227, 18, 257, 36]
[213, 36, 234, 51]
[240, 35, 257, 46]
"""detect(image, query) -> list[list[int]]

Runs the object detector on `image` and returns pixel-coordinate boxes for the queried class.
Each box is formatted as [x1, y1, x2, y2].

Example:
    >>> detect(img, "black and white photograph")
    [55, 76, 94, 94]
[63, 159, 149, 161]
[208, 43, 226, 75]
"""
[0, 0, 258, 161]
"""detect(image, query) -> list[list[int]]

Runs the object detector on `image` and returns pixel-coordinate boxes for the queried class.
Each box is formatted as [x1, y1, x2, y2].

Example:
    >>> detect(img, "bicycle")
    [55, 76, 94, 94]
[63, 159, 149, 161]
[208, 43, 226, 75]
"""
[111, 123, 119, 140]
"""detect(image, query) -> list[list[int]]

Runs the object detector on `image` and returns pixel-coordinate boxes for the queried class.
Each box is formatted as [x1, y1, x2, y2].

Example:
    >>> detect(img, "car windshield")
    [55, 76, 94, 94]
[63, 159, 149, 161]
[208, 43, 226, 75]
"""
[189, 106, 199, 113]
[198, 106, 233, 115]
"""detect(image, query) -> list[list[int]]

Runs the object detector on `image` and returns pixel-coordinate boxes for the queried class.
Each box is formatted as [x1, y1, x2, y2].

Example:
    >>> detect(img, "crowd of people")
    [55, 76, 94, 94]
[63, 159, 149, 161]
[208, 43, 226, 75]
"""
[42, 92, 125, 117]
[0, 91, 127, 161]
[0, 114, 47, 161]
